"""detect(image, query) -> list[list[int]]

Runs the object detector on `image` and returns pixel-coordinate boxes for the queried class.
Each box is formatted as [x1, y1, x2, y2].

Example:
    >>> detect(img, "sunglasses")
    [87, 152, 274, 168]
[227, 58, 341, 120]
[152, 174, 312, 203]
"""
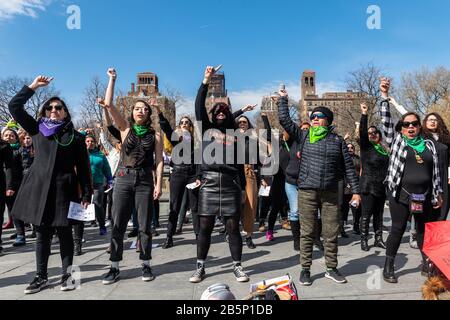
[368, 131, 378, 136]
[180, 120, 191, 125]
[45, 105, 63, 111]
[401, 121, 420, 128]
[239, 121, 248, 125]
[310, 113, 327, 120]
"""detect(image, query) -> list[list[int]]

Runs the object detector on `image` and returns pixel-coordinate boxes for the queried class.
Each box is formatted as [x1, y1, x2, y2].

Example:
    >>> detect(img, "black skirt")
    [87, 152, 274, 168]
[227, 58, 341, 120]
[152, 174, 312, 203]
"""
[198, 171, 242, 217]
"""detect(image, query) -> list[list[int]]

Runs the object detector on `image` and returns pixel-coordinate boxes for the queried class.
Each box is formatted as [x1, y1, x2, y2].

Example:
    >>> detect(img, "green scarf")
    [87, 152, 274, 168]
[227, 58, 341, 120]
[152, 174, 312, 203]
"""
[371, 142, 388, 156]
[133, 124, 149, 137]
[309, 126, 329, 144]
[403, 135, 426, 154]
[10, 143, 20, 150]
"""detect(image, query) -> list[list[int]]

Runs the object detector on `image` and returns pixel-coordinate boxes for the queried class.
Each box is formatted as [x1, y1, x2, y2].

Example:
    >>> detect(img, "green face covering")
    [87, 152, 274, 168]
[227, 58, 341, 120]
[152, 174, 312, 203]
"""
[403, 135, 426, 154]
[370, 141, 388, 156]
[133, 124, 149, 137]
[309, 126, 329, 144]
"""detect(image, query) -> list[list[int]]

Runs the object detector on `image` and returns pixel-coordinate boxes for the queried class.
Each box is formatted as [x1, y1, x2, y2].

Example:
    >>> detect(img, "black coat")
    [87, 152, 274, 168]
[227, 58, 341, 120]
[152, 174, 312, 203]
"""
[8, 86, 93, 227]
[430, 138, 449, 221]
[0, 141, 14, 195]
[278, 96, 360, 193]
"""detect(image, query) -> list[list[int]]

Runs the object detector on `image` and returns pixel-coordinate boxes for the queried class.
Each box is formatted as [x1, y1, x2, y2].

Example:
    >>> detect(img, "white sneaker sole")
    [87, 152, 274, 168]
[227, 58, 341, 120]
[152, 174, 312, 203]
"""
[325, 273, 347, 284]
[236, 277, 249, 282]
[102, 277, 119, 285]
[142, 276, 155, 282]
[24, 282, 48, 294]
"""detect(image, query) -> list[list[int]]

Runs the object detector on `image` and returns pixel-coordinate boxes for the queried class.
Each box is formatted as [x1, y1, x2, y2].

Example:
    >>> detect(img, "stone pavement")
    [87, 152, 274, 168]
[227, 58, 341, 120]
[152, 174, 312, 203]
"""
[0, 204, 428, 300]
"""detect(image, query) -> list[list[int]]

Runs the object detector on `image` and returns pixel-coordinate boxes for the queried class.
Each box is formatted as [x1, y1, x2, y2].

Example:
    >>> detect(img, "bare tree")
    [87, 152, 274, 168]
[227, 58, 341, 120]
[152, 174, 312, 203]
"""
[399, 66, 450, 116]
[78, 77, 106, 128]
[0, 76, 59, 124]
[160, 84, 186, 110]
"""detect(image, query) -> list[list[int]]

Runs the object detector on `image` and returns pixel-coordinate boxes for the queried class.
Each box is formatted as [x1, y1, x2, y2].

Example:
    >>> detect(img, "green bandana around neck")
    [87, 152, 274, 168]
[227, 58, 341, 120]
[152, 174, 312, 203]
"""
[10, 143, 20, 150]
[309, 126, 329, 144]
[133, 124, 149, 137]
[403, 135, 426, 154]
[371, 141, 388, 156]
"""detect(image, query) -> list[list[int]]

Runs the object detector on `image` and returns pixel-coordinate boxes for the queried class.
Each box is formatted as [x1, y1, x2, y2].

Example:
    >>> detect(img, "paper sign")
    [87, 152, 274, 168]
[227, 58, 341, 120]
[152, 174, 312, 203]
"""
[130, 240, 160, 249]
[67, 201, 95, 222]
[258, 186, 271, 197]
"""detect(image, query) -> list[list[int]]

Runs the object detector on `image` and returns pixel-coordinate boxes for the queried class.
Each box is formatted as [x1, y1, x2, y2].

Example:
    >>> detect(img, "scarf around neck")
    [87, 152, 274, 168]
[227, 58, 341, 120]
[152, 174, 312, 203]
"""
[38, 118, 66, 137]
[371, 141, 388, 156]
[403, 135, 426, 154]
[309, 126, 329, 144]
[9, 143, 20, 150]
[133, 124, 149, 137]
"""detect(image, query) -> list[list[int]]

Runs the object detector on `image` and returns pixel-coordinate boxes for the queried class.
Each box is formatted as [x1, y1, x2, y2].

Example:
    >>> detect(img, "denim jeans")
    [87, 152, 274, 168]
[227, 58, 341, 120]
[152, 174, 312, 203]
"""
[285, 182, 299, 221]
[110, 167, 154, 262]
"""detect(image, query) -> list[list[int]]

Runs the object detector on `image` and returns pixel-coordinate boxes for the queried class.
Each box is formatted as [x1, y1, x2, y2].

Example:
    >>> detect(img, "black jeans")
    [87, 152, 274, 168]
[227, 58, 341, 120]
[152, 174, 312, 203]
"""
[110, 167, 154, 262]
[386, 195, 438, 260]
[166, 167, 196, 237]
[35, 225, 73, 277]
[93, 185, 106, 228]
[361, 193, 385, 235]
[0, 188, 5, 242]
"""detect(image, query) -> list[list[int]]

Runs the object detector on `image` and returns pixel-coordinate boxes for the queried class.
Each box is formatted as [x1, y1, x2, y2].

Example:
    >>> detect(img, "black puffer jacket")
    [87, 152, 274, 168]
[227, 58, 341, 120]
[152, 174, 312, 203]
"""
[278, 96, 360, 193]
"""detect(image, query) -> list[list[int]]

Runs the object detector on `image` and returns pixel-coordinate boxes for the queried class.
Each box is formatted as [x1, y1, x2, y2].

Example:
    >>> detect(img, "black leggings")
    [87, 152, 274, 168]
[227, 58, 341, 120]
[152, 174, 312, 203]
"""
[7, 194, 25, 236]
[386, 195, 438, 260]
[360, 193, 385, 234]
[197, 215, 242, 262]
[36, 225, 73, 277]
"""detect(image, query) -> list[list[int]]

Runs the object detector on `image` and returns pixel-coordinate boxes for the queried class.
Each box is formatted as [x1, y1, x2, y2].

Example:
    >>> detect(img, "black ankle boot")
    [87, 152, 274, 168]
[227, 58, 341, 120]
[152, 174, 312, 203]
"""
[162, 236, 173, 249]
[374, 231, 387, 249]
[383, 256, 398, 283]
[290, 220, 300, 252]
[353, 222, 361, 235]
[74, 242, 82, 256]
[361, 237, 369, 251]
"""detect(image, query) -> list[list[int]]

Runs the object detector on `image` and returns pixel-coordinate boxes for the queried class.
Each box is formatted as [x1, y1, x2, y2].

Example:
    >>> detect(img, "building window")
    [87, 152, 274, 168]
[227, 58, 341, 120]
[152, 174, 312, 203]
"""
[305, 77, 309, 86]
[310, 77, 314, 87]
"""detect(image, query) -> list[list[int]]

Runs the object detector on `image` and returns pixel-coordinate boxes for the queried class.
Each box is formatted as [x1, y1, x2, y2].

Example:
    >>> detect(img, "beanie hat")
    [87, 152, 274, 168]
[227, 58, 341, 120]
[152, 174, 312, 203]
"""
[311, 106, 334, 126]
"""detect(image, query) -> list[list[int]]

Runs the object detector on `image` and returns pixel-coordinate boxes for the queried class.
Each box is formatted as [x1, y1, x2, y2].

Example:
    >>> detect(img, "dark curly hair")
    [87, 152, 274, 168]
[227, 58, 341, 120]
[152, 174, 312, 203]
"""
[422, 112, 450, 145]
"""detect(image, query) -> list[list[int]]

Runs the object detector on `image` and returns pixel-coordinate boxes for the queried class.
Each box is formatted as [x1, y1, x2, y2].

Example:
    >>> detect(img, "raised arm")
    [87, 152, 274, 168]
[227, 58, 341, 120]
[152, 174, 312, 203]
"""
[261, 113, 272, 143]
[153, 131, 164, 200]
[98, 98, 128, 132]
[195, 66, 214, 132]
[378, 78, 395, 147]
[151, 98, 178, 147]
[232, 104, 257, 120]
[277, 90, 304, 143]
[9, 76, 53, 135]
[359, 103, 370, 150]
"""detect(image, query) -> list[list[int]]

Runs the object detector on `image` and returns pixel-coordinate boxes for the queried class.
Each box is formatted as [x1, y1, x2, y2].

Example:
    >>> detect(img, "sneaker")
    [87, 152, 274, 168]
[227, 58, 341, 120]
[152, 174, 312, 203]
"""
[233, 265, 249, 282]
[258, 221, 266, 232]
[162, 236, 173, 249]
[127, 220, 133, 227]
[214, 218, 222, 227]
[102, 267, 120, 285]
[313, 240, 325, 251]
[13, 235, 26, 247]
[9, 233, 17, 240]
[60, 273, 76, 291]
[281, 220, 291, 231]
[105, 220, 111, 228]
[218, 226, 226, 234]
[299, 268, 312, 286]
[189, 265, 205, 283]
[265, 230, 274, 241]
[24, 275, 48, 294]
[2, 219, 14, 229]
[245, 237, 256, 249]
[142, 264, 155, 282]
[175, 227, 182, 235]
[325, 268, 347, 284]
[128, 229, 138, 238]
[99, 227, 107, 236]
[409, 233, 419, 249]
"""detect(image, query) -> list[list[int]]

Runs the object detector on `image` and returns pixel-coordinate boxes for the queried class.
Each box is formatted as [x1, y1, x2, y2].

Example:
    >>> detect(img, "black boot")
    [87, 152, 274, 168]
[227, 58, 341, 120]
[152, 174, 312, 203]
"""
[353, 221, 361, 235]
[360, 214, 370, 251]
[162, 236, 173, 249]
[290, 220, 300, 252]
[374, 231, 386, 249]
[383, 256, 398, 283]
[74, 242, 82, 256]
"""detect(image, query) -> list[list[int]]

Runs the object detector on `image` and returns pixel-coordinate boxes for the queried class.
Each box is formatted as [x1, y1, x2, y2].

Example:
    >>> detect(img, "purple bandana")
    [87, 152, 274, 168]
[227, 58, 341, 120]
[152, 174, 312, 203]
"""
[38, 117, 66, 137]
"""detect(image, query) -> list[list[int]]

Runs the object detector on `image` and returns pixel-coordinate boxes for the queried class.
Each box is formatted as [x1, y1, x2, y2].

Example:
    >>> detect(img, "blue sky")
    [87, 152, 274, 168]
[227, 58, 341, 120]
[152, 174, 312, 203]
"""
[0, 0, 449, 118]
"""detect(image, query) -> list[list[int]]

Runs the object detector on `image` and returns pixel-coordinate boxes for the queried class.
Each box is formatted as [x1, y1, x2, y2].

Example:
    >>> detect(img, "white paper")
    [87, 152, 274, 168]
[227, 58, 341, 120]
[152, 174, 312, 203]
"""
[258, 186, 271, 197]
[186, 182, 200, 190]
[67, 202, 96, 222]
[130, 240, 160, 249]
